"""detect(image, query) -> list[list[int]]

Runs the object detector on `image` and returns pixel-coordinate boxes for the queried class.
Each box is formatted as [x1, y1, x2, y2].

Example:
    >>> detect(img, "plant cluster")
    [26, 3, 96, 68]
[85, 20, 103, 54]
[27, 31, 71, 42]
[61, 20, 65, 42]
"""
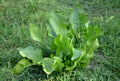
[13, 5, 103, 75]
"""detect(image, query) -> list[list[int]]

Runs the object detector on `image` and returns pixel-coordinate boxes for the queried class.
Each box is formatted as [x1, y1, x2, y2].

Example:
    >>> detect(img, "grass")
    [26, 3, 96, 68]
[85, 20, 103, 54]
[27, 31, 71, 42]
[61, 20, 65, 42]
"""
[0, 0, 120, 81]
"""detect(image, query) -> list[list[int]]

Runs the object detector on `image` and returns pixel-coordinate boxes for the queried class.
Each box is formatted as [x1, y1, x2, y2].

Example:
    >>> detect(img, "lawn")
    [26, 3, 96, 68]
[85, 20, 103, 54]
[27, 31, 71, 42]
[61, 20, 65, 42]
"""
[0, 0, 120, 81]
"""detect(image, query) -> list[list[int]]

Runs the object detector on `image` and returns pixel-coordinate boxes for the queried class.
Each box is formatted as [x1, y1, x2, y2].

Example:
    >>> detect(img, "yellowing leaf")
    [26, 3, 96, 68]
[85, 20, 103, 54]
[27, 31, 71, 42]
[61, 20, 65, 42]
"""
[13, 58, 31, 74]
[18, 46, 43, 65]
[42, 58, 54, 75]
[53, 57, 64, 72]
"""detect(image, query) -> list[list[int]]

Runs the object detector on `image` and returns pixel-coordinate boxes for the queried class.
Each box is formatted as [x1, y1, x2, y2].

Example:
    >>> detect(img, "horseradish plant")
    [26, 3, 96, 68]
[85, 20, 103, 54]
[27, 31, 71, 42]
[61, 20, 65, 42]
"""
[13, 5, 103, 75]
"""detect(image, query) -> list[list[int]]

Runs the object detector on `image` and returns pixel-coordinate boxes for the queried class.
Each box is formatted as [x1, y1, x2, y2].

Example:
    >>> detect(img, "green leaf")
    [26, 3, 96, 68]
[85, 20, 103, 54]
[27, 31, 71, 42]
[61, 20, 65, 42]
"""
[30, 23, 42, 43]
[71, 48, 83, 60]
[54, 35, 73, 58]
[79, 27, 103, 67]
[54, 35, 63, 58]
[42, 58, 54, 75]
[65, 61, 77, 70]
[49, 11, 68, 36]
[80, 39, 99, 68]
[53, 57, 64, 72]
[80, 54, 93, 68]
[86, 39, 99, 55]
[70, 5, 86, 34]
[18, 46, 43, 65]
[84, 26, 103, 44]
[13, 58, 31, 74]
[46, 24, 56, 38]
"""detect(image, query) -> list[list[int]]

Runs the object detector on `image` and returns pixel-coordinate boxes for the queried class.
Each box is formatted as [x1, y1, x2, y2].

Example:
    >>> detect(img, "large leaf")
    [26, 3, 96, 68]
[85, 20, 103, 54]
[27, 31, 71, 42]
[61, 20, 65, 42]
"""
[84, 26, 103, 43]
[42, 58, 54, 75]
[46, 24, 56, 38]
[80, 39, 99, 68]
[54, 35, 63, 58]
[77, 26, 102, 68]
[70, 5, 86, 34]
[30, 24, 42, 43]
[18, 46, 43, 65]
[54, 35, 73, 58]
[71, 48, 83, 60]
[49, 11, 68, 36]
[53, 57, 64, 72]
[76, 24, 102, 67]
[13, 58, 31, 74]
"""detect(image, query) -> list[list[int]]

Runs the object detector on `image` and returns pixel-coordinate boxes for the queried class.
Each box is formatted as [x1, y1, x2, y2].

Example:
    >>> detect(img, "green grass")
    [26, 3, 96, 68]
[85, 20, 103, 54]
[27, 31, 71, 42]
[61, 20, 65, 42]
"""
[0, 0, 120, 81]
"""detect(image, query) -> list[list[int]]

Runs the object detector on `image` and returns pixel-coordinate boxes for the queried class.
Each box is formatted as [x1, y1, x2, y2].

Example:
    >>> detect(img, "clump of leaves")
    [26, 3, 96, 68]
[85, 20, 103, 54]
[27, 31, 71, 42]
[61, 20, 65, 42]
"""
[13, 5, 103, 75]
